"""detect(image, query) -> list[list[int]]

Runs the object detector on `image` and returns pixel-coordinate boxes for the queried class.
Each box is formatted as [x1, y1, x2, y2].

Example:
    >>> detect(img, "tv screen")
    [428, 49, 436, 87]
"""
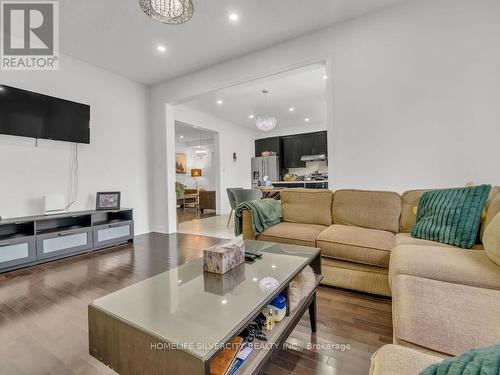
[0, 84, 90, 144]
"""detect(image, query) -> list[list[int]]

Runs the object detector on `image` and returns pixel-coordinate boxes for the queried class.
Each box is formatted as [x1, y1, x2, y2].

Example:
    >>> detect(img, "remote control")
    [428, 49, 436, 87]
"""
[245, 250, 263, 258]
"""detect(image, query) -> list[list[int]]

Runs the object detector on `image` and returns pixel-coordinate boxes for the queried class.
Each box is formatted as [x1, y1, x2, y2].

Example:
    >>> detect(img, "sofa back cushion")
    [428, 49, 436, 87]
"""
[480, 186, 500, 242]
[400, 189, 430, 233]
[332, 190, 401, 233]
[281, 189, 333, 226]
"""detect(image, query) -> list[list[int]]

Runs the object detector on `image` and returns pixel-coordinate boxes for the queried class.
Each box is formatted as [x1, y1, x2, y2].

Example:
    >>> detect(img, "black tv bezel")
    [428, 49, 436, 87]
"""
[0, 84, 91, 144]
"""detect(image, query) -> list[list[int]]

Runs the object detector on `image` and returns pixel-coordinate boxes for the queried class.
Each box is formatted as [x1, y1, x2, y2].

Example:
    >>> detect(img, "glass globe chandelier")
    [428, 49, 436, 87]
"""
[139, 0, 194, 24]
[194, 135, 207, 159]
[255, 90, 277, 132]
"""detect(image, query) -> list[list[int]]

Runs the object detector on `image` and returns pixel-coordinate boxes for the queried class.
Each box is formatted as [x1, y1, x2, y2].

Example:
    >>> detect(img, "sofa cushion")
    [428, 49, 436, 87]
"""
[395, 233, 483, 250]
[281, 189, 333, 226]
[317, 224, 395, 267]
[411, 185, 491, 249]
[400, 190, 429, 233]
[257, 222, 327, 247]
[390, 244, 500, 291]
[370, 345, 443, 375]
[332, 190, 401, 233]
[483, 212, 500, 266]
[480, 186, 500, 242]
[393, 275, 500, 356]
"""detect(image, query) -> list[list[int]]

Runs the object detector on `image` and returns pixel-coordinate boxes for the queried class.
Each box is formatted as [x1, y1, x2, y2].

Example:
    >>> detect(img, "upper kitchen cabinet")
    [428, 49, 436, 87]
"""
[282, 136, 305, 168]
[254, 137, 282, 157]
[301, 131, 327, 156]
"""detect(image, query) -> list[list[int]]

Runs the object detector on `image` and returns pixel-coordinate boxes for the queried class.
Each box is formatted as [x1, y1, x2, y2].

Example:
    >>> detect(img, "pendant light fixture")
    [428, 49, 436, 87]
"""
[255, 90, 277, 132]
[139, 0, 194, 24]
[194, 135, 207, 159]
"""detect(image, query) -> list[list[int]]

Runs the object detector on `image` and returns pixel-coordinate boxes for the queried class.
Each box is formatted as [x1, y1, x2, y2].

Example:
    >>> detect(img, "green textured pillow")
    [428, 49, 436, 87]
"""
[411, 185, 491, 249]
[420, 343, 500, 375]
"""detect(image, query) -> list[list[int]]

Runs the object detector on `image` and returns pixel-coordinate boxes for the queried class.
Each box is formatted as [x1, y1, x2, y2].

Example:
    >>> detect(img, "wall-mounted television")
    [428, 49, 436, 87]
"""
[0, 84, 90, 144]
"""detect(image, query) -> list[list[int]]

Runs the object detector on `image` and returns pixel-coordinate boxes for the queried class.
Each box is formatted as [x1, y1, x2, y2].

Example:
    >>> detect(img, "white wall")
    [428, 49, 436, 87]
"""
[0, 54, 152, 234]
[175, 140, 216, 191]
[255, 122, 327, 139]
[151, 0, 500, 215]
[175, 105, 256, 214]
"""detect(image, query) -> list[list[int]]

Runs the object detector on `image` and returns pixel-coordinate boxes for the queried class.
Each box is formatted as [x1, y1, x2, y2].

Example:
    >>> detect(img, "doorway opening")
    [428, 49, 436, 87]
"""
[175, 121, 218, 224]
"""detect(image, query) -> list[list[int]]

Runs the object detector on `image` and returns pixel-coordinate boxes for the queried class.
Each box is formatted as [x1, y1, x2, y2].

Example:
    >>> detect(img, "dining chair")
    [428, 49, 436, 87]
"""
[226, 188, 244, 227]
[230, 188, 263, 227]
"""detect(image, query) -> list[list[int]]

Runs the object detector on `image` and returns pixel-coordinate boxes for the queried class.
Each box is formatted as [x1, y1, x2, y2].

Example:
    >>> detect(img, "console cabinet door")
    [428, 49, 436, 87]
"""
[0, 236, 36, 269]
[37, 228, 93, 260]
[93, 221, 134, 248]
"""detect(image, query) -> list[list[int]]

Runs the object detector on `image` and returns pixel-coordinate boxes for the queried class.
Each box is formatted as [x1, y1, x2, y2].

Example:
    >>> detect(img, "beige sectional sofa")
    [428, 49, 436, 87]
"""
[241, 187, 500, 372]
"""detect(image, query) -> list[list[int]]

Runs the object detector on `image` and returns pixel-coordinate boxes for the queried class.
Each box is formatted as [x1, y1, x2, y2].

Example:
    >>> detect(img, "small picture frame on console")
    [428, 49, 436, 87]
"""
[96, 192, 121, 210]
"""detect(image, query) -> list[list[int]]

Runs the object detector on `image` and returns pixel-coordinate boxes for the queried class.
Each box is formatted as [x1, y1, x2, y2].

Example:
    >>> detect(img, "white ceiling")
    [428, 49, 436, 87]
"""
[175, 121, 215, 143]
[183, 64, 327, 130]
[59, 0, 406, 85]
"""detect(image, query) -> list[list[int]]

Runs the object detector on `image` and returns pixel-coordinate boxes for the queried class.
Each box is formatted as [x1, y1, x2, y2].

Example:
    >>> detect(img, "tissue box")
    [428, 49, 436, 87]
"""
[203, 240, 245, 275]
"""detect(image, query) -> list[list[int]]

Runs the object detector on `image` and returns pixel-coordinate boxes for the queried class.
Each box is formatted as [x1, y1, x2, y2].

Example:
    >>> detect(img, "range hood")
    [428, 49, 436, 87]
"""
[301, 154, 327, 162]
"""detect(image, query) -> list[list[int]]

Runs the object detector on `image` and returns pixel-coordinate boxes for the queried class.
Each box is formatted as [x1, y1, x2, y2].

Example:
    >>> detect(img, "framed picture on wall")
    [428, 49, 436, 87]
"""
[96, 192, 121, 210]
[176, 153, 187, 174]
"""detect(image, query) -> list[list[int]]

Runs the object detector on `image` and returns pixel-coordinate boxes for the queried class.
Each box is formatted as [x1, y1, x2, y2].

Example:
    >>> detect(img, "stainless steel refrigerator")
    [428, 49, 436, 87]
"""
[251, 155, 280, 188]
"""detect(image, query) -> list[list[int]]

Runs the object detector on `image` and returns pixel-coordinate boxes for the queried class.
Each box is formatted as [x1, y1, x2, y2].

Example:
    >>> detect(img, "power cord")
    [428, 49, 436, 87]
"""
[65, 143, 79, 210]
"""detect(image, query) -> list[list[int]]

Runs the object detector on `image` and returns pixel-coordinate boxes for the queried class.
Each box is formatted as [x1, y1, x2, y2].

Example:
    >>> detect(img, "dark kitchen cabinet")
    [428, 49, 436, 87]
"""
[255, 139, 267, 157]
[313, 131, 327, 155]
[301, 131, 327, 156]
[254, 137, 281, 157]
[282, 136, 305, 168]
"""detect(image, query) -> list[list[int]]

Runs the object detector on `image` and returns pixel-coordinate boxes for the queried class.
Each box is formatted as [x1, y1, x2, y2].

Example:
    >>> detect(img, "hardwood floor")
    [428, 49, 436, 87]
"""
[0, 233, 392, 375]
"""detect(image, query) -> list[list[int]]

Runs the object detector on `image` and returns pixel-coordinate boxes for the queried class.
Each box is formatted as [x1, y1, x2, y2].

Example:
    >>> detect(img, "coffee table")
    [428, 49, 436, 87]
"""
[88, 240, 322, 375]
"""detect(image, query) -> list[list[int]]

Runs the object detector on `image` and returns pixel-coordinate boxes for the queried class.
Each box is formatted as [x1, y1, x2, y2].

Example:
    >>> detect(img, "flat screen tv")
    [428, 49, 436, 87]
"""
[0, 84, 90, 144]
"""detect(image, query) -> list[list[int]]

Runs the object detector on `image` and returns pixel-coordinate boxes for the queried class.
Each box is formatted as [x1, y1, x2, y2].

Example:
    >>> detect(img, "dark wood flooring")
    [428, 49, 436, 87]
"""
[177, 208, 216, 223]
[0, 233, 392, 375]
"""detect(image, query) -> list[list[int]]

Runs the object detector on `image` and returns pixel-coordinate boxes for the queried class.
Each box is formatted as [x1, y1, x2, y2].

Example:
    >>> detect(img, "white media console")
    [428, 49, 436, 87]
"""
[0, 208, 134, 273]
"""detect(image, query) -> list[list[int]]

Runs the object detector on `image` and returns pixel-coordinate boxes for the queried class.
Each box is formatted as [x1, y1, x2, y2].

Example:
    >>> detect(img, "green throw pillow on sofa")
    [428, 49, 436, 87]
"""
[411, 185, 491, 249]
[420, 343, 500, 375]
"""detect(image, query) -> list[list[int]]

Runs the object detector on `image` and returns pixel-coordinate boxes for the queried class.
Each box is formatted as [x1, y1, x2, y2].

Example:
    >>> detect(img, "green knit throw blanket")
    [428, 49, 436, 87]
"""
[420, 343, 500, 375]
[411, 185, 491, 249]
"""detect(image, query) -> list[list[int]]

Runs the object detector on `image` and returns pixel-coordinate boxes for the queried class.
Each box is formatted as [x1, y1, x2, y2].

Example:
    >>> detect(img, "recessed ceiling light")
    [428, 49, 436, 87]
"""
[157, 45, 166, 53]
[249, 114, 255, 119]
[288, 107, 295, 112]
[217, 100, 223, 105]
[305, 118, 310, 122]
[323, 75, 328, 80]
[221, 299, 228, 304]
[179, 135, 184, 139]
[228, 13, 239, 22]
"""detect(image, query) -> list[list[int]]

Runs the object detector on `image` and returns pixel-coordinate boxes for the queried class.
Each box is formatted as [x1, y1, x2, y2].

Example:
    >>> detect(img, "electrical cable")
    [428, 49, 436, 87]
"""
[65, 143, 79, 210]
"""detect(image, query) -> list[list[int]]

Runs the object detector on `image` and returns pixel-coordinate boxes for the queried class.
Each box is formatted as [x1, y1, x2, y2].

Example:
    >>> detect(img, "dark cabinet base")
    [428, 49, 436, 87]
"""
[0, 209, 134, 273]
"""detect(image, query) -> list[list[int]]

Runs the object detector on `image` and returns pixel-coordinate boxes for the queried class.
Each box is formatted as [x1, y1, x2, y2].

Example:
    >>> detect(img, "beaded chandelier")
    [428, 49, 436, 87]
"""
[139, 0, 194, 24]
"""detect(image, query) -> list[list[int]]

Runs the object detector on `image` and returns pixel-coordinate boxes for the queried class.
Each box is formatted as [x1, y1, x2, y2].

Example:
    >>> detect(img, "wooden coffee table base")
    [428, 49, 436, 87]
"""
[89, 242, 322, 375]
[89, 279, 321, 375]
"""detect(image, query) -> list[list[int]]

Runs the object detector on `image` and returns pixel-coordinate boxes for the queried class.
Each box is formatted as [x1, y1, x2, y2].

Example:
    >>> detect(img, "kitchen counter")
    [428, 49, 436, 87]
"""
[270, 181, 328, 189]
[271, 180, 327, 184]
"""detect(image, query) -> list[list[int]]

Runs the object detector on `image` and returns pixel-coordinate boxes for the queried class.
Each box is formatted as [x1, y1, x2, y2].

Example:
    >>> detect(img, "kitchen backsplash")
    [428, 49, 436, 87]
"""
[288, 161, 328, 176]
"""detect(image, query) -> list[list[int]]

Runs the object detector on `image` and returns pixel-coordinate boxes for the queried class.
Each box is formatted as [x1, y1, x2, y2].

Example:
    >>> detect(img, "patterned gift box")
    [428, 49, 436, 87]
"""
[203, 240, 245, 275]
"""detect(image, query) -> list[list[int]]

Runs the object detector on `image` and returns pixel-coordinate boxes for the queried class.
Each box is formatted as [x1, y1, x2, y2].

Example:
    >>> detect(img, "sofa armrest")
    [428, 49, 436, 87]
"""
[242, 209, 256, 240]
